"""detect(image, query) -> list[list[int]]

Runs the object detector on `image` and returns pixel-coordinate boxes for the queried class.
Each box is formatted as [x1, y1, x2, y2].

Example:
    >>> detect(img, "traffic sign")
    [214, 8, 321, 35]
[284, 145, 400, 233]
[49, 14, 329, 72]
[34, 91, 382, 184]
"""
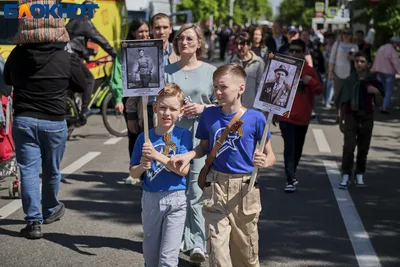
[315, 2, 325, 12]
[327, 7, 339, 18]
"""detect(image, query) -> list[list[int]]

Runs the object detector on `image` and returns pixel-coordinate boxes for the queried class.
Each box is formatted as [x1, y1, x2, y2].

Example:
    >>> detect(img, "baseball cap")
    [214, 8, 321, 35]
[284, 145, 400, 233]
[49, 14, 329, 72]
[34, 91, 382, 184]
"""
[288, 26, 298, 33]
[390, 36, 400, 42]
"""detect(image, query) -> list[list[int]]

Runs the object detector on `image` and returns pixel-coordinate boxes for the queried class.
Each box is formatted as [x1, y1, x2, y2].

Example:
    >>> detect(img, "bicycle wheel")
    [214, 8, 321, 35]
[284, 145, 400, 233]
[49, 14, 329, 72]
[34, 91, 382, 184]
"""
[101, 92, 128, 137]
[65, 97, 77, 139]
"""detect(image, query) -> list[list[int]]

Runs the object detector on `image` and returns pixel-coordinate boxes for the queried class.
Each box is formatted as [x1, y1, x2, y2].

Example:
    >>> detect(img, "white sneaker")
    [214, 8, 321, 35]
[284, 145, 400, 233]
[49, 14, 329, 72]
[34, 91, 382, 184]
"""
[356, 174, 365, 187]
[125, 176, 142, 186]
[190, 247, 206, 264]
[339, 174, 350, 189]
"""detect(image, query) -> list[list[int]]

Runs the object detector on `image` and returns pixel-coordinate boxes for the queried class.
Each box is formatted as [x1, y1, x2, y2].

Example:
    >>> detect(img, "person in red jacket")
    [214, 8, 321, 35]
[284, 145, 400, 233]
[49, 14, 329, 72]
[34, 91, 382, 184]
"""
[274, 39, 323, 192]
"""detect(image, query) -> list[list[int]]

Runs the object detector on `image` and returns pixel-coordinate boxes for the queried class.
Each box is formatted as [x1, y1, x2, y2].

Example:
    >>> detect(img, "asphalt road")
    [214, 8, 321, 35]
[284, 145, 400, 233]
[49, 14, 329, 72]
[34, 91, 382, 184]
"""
[0, 68, 399, 267]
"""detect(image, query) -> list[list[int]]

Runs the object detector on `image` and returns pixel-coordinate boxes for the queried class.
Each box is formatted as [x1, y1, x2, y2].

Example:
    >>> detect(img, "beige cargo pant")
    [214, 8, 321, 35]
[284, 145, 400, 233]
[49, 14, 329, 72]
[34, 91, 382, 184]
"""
[202, 169, 262, 267]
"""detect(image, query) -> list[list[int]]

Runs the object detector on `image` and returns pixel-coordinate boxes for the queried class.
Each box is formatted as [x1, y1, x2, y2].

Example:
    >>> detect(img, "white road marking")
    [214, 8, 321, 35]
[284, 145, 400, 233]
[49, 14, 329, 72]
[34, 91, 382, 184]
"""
[313, 128, 381, 267]
[61, 152, 101, 176]
[0, 199, 24, 221]
[104, 137, 123, 145]
[0, 152, 101, 221]
[312, 129, 332, 153]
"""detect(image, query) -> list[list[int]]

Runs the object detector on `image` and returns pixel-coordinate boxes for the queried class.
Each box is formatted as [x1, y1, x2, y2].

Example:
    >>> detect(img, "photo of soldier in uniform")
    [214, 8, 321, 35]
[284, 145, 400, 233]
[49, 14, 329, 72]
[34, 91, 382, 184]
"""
[259, 64, 292, 107]
[135, 49, 154, 88]
[121, 39, 164, 97]
[127, 47, 159, 89]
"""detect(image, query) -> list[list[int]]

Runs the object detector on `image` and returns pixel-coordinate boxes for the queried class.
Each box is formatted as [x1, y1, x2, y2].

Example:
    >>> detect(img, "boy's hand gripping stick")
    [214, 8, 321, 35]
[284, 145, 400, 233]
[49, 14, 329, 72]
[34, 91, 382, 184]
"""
[248, 112, 273, 192]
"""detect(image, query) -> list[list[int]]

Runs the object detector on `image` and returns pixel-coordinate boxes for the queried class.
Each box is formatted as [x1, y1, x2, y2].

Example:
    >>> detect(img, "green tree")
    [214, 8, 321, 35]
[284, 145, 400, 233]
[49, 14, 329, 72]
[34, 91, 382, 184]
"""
[275, 0, 304, 26]
[299, 7, 315, 27]
[177, 0, 220, 22]
[351, 0, 400, 45]
[178, 0, 272, 25]
[234, 0, 272, 24]
[276, 0, 339, 27]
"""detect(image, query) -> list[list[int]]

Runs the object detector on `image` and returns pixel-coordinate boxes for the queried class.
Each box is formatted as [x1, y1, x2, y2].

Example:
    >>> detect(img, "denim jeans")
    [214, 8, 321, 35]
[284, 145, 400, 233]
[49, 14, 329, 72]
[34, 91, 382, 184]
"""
[325, 79, 334, 105]
[279, 121, 309, 184]
[13, 116, 67, 223]
[376, 72, 395, 110]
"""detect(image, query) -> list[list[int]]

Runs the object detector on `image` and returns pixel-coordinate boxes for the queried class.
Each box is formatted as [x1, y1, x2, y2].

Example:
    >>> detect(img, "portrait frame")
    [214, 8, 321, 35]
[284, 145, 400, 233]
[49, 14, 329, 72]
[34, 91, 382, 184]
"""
[121, 39, 164, 97]
[253, 53, 305, 117]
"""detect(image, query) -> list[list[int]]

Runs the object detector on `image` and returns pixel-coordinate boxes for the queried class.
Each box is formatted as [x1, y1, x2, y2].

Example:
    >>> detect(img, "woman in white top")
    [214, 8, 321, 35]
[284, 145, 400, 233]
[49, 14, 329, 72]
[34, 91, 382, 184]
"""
[328, 28, 358, 105]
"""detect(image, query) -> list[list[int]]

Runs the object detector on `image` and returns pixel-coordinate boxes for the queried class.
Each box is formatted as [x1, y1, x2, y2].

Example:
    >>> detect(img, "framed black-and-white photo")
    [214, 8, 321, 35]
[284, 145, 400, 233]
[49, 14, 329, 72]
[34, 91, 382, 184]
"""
[121, 39, 164, 97]
[254, 53, 305, 117]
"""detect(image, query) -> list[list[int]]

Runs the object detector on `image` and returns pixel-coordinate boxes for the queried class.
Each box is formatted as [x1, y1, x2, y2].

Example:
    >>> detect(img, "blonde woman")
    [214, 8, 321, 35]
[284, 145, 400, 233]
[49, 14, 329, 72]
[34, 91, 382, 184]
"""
[164, 23, 216, 265]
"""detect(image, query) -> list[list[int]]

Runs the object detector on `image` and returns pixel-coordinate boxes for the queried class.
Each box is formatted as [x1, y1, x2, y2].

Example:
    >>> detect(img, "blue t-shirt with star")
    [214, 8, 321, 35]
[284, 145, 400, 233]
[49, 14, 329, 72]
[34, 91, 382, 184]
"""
[130, 126, 193, 192]
[196, 107, 272, 174]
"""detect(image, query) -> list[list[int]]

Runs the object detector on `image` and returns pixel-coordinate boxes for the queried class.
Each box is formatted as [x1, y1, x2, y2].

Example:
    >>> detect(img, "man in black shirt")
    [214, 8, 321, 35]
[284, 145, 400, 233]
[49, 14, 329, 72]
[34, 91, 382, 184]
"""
[265, 22, 289, 53]
[4, 42, 86, 239]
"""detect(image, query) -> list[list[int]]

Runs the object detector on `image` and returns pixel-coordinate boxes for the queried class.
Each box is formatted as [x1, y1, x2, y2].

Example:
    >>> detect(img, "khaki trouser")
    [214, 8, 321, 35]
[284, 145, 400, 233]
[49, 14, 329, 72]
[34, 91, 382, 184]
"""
[203, 169, 262, 267]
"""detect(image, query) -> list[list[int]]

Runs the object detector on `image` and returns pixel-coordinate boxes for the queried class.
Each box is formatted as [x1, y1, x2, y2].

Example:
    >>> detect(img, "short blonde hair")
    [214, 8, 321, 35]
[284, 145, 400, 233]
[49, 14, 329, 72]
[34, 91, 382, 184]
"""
[173, 23, 205, 60]
[213, 64, 247, 82]
[157, 83, 185, 107]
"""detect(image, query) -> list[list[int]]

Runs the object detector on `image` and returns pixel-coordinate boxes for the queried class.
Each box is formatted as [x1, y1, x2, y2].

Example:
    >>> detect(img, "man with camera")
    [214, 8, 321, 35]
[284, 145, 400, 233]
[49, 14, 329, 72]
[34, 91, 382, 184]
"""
[273, 39, 323, 192]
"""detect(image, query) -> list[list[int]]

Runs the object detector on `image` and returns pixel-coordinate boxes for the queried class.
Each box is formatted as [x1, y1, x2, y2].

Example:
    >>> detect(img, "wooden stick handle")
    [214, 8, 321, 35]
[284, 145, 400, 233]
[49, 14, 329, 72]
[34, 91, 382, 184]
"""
[248, 112, 274, 192]
[142, 96, 149, 142]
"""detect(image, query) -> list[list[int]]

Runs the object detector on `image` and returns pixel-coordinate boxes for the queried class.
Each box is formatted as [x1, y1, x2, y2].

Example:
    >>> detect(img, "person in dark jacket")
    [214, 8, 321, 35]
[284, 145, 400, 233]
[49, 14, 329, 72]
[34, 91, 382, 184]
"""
[3, 42, 87, 239]
[66, 0, 117, 124]
[265, 22, 289, 53]
[336, 51, 384, 189]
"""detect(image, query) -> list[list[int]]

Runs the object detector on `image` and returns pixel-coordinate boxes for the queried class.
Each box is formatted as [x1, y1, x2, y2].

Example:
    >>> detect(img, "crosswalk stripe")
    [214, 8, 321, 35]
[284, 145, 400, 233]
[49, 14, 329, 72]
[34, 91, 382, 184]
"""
[0, 152, 101, 221]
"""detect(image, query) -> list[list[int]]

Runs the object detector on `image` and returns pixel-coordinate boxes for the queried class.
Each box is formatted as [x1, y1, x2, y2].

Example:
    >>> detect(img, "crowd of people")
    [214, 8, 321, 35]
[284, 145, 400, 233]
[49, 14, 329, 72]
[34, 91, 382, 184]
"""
[0, 1, 399, 266]
[111, 17, 398, 266]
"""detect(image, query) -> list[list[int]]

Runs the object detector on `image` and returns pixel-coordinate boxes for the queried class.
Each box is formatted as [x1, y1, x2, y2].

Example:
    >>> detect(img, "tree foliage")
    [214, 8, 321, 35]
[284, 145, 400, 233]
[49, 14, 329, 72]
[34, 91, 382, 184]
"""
[276, 0, 308, 26]
[234, 0, 273, 24]
[177, 0, 220, 22]
[352, 0, 400, 44]
[177, 0, 272, 25]
[276, 0, 342, 27]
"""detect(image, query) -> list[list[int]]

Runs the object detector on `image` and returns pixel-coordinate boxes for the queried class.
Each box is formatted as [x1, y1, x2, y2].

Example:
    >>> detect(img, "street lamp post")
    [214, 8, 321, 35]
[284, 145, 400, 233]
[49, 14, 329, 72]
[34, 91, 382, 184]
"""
[171, 0, 177, 24]
[324, 0, 329, 29]
[229, 0, 235, 28]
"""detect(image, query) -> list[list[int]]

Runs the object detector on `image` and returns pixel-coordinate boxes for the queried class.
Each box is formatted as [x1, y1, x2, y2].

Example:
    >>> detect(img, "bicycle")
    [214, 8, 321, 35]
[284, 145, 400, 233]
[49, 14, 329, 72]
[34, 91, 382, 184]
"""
[65, 57, 128, 139]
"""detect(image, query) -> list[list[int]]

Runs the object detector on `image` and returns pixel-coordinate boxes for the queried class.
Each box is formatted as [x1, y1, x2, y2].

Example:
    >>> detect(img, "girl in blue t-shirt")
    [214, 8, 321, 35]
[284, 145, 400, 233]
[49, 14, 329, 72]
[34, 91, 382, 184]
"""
[130, 84, 193, 267]
[170, 64, 276, 266]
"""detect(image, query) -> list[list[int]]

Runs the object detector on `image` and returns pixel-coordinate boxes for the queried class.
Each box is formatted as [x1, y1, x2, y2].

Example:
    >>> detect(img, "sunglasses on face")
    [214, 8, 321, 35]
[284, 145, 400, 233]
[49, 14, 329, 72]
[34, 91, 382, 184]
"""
[343, 32, 352, 35]
[289, 48, 302, 53]
[235, 41, 249, 46]
[355, 59, 367, 63]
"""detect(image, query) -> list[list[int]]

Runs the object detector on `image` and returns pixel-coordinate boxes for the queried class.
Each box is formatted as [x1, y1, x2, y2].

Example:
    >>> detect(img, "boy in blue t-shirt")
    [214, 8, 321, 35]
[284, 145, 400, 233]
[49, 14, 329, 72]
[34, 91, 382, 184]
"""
[170, 64, 276, 267]
[130, 84, 193, 267]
